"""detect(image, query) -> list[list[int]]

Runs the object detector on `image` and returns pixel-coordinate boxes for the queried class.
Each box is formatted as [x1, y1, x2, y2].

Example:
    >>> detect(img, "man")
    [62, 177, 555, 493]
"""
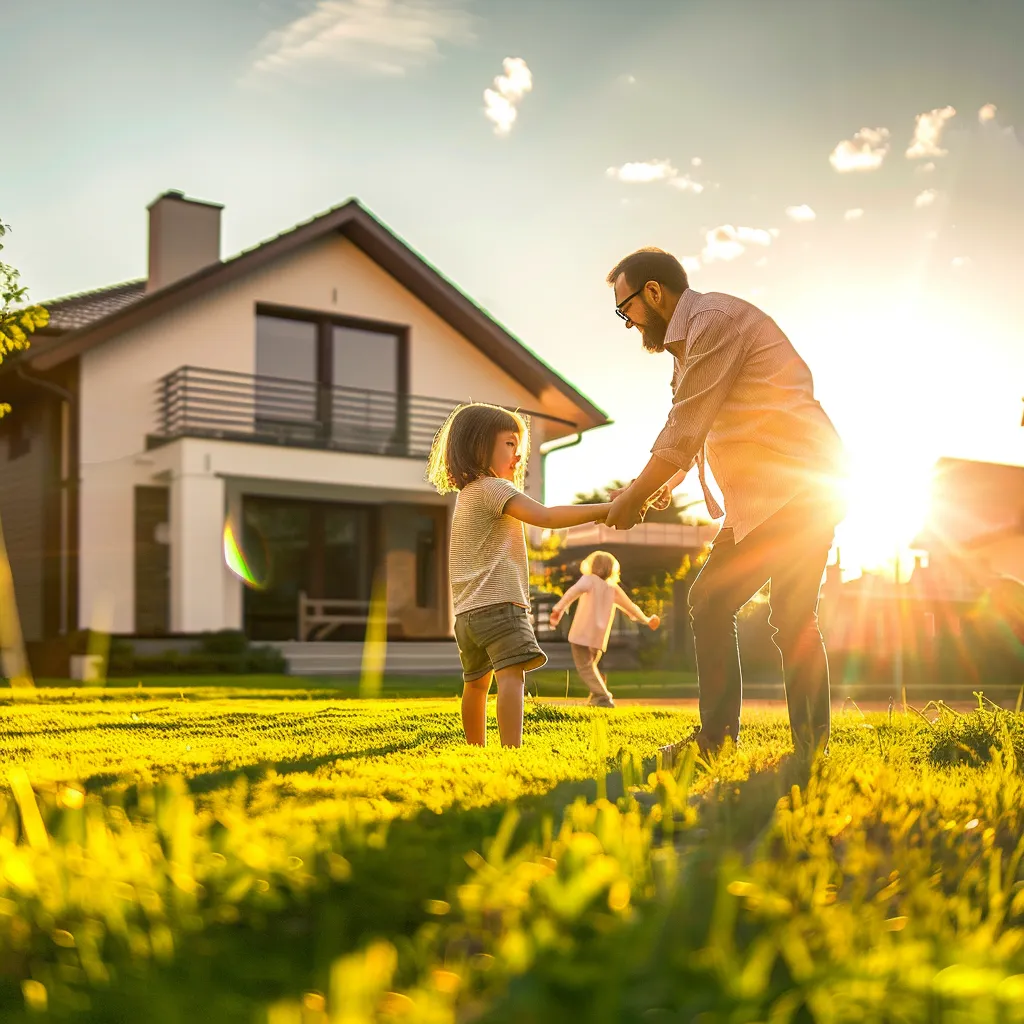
[604, 247, 847, 761]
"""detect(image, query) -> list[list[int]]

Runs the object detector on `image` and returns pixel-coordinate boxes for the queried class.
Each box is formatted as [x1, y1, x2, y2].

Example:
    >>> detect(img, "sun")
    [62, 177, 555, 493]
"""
[832, 454, 934, 581]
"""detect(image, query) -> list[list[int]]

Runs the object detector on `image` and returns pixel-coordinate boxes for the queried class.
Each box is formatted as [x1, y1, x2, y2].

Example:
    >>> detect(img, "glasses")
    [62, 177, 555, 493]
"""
[614, 286, 645, 324]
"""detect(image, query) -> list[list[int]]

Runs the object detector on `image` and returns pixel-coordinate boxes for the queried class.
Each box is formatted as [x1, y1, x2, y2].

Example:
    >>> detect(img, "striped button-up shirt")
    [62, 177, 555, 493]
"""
[651, 288, 847, 543]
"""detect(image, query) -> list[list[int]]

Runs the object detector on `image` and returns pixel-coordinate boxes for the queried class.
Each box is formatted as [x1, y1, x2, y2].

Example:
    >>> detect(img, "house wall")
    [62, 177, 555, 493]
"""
[78, 237, 558, 633]
[971, 535, 1024, 583]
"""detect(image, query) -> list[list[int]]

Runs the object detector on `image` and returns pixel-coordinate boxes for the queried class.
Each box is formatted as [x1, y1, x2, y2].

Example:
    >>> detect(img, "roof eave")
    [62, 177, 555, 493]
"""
[26, 199, 608, 429]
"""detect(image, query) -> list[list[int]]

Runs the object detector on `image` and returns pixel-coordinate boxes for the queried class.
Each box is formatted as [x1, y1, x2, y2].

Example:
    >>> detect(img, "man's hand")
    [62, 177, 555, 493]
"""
[646, 484, 673, 511]
[605, 488, 645, 530]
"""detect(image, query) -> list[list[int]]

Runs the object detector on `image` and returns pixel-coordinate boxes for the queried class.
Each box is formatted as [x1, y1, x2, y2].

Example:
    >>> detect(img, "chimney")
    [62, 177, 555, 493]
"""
[146, 190, 223, 293]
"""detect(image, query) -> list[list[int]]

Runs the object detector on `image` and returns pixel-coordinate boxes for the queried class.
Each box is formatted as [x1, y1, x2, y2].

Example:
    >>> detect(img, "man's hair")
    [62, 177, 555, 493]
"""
[426, 402, 529, 494]
[605, 247, 688, 294]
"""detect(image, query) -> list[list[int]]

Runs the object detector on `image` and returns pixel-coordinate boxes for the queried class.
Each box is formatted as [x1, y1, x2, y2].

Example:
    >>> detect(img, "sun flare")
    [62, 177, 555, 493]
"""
[833, 455, 934, 581]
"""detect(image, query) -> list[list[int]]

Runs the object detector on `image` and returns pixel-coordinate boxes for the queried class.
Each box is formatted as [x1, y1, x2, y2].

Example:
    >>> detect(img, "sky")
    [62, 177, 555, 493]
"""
[4, 0, 1023, 573]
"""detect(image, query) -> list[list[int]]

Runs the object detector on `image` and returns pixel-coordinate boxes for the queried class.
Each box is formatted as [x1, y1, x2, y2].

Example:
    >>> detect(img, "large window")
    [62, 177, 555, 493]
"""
[254, 316, 318, 436]
[254, 308, 407, 450]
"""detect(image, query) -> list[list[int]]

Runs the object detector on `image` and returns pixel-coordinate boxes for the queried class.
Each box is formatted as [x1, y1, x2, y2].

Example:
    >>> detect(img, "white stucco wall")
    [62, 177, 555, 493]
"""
[77, 236, 563, 632]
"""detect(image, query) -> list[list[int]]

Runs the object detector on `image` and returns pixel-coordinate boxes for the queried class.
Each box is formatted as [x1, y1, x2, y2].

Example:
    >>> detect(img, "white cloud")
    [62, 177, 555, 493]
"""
[829, 127, 890, 171]
[785, 204, 816, 223]
[917, 161, 936, 174]
[606, 158, 678, 183]
[701, 224, 774, 263]
[618, 73, 637, 85]
[754, 256, 769, 267]
[951, 256, 970, 268]
[978, 103, 997, 123]
[914, 188, 940, 208]
[906, 106, 957, 159]
[844, 208, 865, 221]
[248, 0, 474, 78]
[606, 159, 705, 193]
[681, 256, 702, 275]
[483, 57, 533, 135]
[691, 157, 702, 167]
[667, 175, 705, 194]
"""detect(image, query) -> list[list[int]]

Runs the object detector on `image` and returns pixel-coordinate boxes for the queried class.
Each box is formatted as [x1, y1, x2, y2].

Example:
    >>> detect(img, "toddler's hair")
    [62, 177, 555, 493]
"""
[580, 550, 620, 585]
[426, 402, 530, 494]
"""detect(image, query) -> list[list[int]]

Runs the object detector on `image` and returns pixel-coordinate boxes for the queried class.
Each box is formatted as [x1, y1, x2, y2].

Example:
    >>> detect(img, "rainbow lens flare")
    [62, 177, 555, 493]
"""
[223, 520, 269, 590]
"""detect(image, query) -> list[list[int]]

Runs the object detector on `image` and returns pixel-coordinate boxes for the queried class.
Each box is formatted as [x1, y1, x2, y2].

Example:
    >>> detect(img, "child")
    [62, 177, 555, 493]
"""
[548, 551, 660, 708]
[427, 403, 611, 748]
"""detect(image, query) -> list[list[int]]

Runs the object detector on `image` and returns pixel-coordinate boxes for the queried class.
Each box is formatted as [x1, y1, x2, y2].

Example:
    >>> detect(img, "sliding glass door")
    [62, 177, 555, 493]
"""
[241, 496, 376, 641]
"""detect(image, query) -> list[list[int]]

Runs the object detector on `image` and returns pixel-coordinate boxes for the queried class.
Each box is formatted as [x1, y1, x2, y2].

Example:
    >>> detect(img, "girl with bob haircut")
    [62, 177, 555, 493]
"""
[427, 403, 611, 747]
[549, 550, 660, 708]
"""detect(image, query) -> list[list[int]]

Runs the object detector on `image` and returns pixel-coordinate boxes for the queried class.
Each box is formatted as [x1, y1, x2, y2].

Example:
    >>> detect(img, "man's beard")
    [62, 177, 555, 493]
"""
[637, 298, 669, 353]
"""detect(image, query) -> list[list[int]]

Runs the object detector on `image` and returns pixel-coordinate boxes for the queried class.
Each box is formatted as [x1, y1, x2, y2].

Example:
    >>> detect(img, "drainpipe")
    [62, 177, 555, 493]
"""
[15, 364, 75, 636]
[537, 421, 612, 505]
[538, 432, 581, 506]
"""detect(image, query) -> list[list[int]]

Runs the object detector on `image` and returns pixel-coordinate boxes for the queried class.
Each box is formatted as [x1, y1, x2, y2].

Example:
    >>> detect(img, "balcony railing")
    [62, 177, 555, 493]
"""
[150, 366, 574, 458]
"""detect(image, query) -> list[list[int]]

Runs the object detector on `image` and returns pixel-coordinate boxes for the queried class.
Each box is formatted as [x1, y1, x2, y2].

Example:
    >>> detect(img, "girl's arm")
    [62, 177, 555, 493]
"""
[612, 584, 657, 626]
[504, 494, 611, 529]
[548, 578, 588, 626]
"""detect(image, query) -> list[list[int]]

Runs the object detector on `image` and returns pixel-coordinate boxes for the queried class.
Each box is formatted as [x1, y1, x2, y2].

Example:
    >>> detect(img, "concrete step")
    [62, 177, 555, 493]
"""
[272, 640, 574, 676]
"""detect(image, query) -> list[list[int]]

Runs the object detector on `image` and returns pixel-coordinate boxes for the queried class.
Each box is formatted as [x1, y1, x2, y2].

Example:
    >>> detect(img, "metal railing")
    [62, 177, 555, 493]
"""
[152, 366, 574, 458]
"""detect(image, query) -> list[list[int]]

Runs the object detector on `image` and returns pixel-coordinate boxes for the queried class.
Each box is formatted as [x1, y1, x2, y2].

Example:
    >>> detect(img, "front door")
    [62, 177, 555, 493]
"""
[134, 486, 170, 634]
[241, 496, 376, 641]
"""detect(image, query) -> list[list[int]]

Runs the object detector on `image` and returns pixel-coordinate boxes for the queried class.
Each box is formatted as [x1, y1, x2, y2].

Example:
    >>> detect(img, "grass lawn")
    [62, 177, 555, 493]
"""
[1, 684, 1023, 1021]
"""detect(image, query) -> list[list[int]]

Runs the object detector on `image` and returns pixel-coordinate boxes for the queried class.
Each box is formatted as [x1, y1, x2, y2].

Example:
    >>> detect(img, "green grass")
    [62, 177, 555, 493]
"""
[1, 686, 1023, 1021]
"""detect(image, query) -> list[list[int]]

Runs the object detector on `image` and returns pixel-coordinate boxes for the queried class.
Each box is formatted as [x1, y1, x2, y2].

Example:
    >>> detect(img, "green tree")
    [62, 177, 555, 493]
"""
[0, 218, 49, 418]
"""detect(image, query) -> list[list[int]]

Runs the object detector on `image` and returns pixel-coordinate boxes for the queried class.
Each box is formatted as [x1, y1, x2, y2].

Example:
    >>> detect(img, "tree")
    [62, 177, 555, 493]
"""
[528, 531, 575, 596]
[0, 218, 49, 418]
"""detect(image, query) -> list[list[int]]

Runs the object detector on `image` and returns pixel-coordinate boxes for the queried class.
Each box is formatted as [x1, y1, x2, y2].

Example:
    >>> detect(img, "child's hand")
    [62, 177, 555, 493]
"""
[549, 608, 563, 627]
[647, 614, 661, 631]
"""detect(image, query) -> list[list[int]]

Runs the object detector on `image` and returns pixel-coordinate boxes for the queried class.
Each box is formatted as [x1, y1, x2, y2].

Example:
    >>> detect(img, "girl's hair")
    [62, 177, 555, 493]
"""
[426, 402, 530, 494]
[580, 550, 620, 585]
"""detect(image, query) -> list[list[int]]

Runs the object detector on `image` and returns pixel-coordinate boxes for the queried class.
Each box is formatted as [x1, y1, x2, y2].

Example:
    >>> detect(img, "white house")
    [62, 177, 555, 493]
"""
[0, 190, 608, 669]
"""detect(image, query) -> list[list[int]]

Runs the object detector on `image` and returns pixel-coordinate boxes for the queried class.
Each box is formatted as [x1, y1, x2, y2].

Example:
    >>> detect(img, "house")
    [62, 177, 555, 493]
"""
[914, 457, 1024, 592]
[0, 190, 607, 670]
[816, 456, 1024, 687]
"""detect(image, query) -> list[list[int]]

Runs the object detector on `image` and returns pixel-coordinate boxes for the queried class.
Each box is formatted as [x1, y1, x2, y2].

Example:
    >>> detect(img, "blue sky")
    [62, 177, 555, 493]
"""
[5, 0, 1023, 563]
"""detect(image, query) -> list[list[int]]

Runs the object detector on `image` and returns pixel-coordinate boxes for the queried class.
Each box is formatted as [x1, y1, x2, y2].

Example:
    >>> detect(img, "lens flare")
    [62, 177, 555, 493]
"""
[0, 514, 34, 694]
[223, 520, 268, 590]
[359, 572, 389, 699]
[84, 593, 114, 686]
[834, 455, 933, 580]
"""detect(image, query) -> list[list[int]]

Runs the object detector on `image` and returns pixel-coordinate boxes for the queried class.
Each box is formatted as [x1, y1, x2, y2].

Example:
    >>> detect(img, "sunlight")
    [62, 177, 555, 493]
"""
[833, 453, 934, 581]
[359, 571, 389, 699]
[0, 514, 34, 693]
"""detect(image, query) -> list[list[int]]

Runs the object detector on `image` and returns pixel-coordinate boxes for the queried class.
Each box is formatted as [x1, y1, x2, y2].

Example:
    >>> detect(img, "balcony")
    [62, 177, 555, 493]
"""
[148, 366, 574, 458]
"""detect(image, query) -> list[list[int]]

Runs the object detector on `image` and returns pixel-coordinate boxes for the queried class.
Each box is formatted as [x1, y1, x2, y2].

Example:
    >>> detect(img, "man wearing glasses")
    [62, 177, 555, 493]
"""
[604, 247, 847, 763]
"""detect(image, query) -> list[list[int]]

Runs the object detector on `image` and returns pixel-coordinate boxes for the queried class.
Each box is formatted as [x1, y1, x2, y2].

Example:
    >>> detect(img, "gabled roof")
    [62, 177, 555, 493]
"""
[42, 279, 146, 331]
[24, 199, 608, 430]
